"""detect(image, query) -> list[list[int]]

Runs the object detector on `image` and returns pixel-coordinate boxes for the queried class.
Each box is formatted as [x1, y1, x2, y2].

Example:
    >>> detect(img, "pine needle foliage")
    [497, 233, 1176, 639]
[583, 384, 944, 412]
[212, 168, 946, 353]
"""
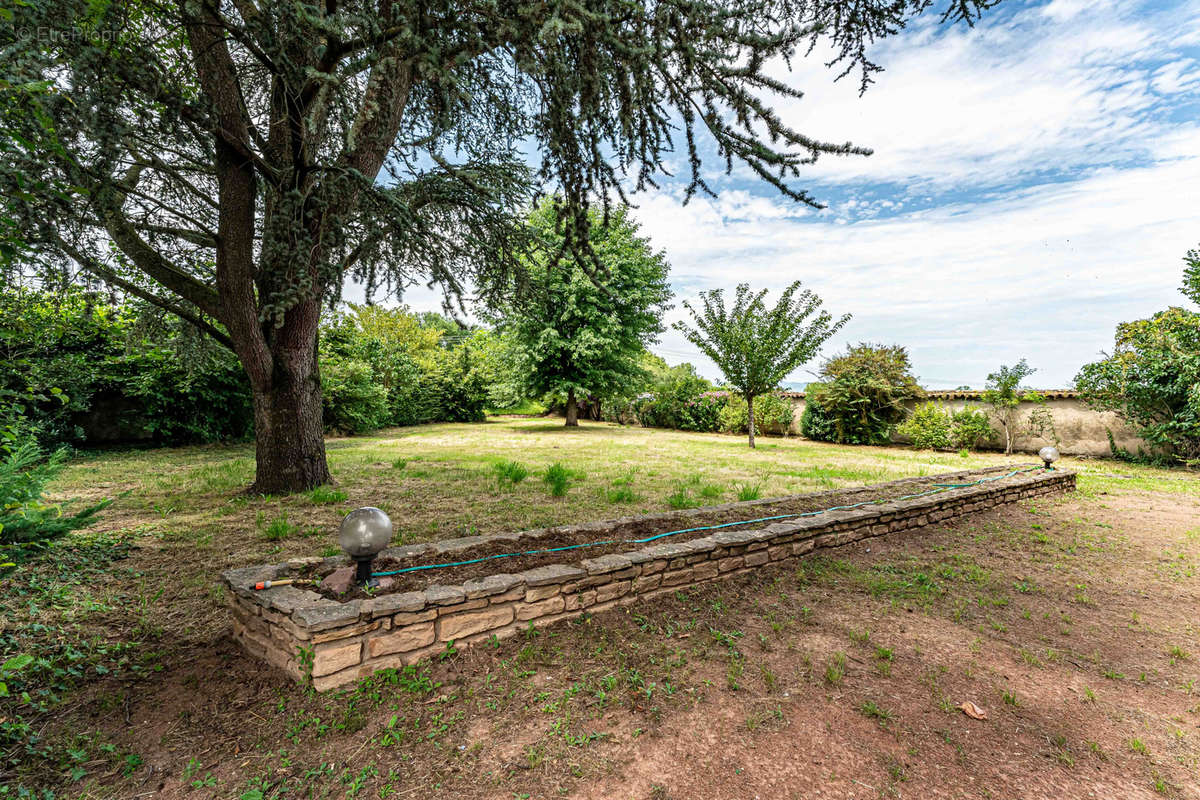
[0, 440, 109, 565]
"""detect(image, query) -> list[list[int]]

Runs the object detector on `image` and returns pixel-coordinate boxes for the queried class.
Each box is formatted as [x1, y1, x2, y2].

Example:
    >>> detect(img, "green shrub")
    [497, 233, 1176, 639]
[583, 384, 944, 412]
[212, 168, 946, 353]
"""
[321, 305, 489, 430]
[799, 390, 839, 442]
[802, 344, 923, 445]
[627, 388, 728, 432]
[717, 393, 794, 435]
[0, 437, 108, 565]
[1076, 296, 1200, 464]
[898, 402, 953, 450]
[382, 353, 432, 426]
[895, 403, 993, 451]
[608, 358, 727, 432]
[0, 288, 252, 448]
[320, 357, 390, 434]
[950, 407, 994, 450]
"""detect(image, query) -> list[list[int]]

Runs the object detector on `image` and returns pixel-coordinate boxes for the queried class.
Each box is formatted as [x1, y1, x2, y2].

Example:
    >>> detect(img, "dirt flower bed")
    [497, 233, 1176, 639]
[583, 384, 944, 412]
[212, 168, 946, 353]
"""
[312, 467, 1040, 598]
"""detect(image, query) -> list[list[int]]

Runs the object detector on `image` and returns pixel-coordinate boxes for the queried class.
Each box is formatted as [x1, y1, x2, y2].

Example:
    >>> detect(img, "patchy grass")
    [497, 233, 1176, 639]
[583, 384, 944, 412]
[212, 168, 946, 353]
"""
[4, 418, 1197, 797]
[306, 484, 348, 505]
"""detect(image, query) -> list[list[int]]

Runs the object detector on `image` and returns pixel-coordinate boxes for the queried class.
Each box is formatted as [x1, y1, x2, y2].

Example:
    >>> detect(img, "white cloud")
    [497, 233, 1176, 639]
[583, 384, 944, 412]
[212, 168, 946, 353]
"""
[637, 146, 1200, 388]
[630, 0, 1200, 389]
[753, 1, 1199, 194]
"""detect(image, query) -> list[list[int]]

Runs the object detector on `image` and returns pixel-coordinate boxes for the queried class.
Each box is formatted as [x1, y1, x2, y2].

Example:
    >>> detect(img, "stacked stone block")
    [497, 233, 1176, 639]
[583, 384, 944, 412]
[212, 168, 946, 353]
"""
[224, 466, 1074, 690]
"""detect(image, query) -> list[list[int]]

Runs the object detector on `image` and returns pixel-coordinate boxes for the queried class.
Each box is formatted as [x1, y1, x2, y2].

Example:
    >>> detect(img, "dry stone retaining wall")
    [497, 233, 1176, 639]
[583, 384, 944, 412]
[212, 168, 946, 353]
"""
[223, 466, 1074, 691]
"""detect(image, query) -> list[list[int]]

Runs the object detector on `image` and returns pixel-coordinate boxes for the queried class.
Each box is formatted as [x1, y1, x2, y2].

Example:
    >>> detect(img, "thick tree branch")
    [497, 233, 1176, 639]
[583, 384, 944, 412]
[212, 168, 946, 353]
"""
[131, 222, 218, 248]
[338, 44, 414, 182]
[183, 0, 273, 387]
[56, 236, 235, 351]
[99, 167, 223, 318]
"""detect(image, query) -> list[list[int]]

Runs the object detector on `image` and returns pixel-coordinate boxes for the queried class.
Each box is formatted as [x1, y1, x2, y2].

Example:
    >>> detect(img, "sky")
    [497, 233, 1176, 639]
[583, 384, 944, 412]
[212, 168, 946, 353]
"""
[377, 0, 1200, 390]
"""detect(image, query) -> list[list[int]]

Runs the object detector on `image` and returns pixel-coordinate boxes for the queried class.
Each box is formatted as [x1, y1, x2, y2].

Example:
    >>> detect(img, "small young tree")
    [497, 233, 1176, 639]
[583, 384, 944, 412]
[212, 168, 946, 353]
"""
[674, 282, 849, 447]
[1182, 246, 1200, 305]
[497, 202, 672, 426]
[981, 359, 1056, 455]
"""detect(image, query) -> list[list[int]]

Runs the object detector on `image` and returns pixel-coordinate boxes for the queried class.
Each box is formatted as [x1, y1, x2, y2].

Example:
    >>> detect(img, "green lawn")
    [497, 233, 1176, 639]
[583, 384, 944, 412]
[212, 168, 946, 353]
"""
[55, 417, 1191, 556]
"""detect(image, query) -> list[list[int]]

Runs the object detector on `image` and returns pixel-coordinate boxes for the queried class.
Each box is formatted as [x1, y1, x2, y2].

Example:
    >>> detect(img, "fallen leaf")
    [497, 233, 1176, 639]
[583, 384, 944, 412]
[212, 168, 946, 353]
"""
[959, 701, 988, 720]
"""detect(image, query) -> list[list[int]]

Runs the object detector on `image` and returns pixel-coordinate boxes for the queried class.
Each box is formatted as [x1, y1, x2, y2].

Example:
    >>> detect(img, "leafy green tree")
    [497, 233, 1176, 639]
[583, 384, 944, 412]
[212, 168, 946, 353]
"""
[498, 202, 672, 426]
[980, 359, 1056, 455]
[1076, 252, 1200, 465]
[467, 329, 528, 412]
[801, 343, 923, 445]
[675, 282, 848, 447]
[2, 0, 999, 490]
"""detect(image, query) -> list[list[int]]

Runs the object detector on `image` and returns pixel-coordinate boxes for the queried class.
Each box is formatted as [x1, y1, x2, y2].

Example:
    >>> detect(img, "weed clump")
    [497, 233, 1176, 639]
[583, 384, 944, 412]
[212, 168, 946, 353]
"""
[543, 462, 581, 497]
[666, 487, 697, 509]
[736, 483, 762, 501]
[494, 460, 529, 486]
[259, 512, 299, 541]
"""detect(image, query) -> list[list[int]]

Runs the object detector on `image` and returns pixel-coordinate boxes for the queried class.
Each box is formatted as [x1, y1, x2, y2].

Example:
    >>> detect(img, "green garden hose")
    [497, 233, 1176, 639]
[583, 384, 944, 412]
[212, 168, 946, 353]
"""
[369, 465, 1044, 579]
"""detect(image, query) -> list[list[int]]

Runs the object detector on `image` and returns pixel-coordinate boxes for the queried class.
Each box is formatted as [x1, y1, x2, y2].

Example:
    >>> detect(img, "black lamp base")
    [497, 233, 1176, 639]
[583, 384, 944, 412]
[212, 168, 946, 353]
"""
[354, 557, 378, 587]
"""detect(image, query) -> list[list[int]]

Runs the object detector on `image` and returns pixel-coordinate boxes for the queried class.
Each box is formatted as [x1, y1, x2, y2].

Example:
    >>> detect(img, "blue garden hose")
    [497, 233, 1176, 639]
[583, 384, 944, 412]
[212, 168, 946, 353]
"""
[370, 466, 1042, 578]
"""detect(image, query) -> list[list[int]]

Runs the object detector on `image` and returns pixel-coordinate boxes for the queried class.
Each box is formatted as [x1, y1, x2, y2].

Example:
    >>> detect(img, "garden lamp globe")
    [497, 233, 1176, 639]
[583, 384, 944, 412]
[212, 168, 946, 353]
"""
[339, 507, 393, 586]
[1038, 446, 1060, 470]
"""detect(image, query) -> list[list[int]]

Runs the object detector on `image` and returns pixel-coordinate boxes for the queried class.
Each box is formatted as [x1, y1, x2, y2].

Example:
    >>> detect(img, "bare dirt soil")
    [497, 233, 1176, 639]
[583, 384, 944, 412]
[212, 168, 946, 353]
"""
[19, 481, 1199, 799]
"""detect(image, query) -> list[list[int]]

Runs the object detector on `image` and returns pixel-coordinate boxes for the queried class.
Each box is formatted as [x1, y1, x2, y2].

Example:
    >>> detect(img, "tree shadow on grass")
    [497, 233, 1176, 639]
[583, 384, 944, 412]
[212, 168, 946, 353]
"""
[513, 422, 614, 434]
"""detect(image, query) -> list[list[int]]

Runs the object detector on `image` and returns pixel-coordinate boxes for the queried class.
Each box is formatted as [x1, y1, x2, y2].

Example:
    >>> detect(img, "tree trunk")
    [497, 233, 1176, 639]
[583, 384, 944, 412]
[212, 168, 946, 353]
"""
[747, 394, 756, 449]
[251, 374, 331, 494]
[565, 387, 580, 427]
[244, 299, 332, 494]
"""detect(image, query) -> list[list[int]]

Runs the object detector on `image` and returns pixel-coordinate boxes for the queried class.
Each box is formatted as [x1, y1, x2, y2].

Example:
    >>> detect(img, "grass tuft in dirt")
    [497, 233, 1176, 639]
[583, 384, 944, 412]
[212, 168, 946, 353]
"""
[493, 459, 530, 486]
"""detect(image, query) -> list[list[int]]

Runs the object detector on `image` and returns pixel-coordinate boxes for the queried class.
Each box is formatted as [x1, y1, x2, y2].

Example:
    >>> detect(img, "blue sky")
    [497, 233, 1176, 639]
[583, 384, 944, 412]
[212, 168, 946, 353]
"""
[390, 0, 1200, 389]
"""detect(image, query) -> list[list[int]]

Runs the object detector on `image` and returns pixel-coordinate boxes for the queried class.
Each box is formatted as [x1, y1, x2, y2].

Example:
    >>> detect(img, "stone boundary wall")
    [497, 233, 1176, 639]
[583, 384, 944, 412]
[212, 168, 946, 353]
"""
[778, 391, 1144, 458]
[223, 466, 1075, 691]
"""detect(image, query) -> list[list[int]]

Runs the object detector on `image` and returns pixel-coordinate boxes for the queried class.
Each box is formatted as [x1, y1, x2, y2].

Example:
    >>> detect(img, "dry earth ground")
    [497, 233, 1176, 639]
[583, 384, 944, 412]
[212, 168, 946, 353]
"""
[3, 420, 1198, 799]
